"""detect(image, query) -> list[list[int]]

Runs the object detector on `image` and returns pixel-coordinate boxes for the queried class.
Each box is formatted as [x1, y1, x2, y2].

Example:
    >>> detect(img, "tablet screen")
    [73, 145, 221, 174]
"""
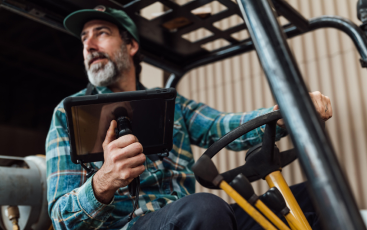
[71, 98, 167, 156]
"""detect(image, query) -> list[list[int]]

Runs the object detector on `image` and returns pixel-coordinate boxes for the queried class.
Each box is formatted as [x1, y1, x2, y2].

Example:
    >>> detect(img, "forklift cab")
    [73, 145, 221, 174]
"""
[1, 0, 367, 229]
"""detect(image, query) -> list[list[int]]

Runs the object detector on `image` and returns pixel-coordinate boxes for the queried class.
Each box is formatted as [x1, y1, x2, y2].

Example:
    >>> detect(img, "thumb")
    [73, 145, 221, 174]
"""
[273, 104, 279, 111]
[103, 120, 117, 149]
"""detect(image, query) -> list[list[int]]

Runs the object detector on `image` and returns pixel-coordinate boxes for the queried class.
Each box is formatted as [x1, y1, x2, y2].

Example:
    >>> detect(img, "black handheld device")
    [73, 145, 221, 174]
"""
[114, 107, 133, 137]
[63, 88, 177, 164]
[114, 108, 139, 221]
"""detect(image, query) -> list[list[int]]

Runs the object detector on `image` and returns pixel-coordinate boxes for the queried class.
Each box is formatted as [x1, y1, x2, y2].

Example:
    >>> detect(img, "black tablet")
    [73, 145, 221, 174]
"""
[64, 88, 177, 164]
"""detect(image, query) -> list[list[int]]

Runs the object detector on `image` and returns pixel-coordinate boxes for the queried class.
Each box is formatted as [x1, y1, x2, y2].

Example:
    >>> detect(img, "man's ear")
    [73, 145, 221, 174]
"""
[128, 39, 139, 57]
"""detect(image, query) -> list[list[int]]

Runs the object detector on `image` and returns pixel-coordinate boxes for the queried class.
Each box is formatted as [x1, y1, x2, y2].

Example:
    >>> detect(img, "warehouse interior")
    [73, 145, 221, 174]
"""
[1, 0, 367, 229]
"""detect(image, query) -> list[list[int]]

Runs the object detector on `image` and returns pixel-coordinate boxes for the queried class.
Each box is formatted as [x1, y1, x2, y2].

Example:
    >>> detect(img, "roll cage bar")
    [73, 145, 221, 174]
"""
[2, 0, 367, 229]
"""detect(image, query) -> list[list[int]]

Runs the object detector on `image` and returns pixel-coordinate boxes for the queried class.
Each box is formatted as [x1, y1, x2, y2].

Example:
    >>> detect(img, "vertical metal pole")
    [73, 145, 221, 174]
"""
[165, 73, 184, 88]
[237, 0, 366, 229]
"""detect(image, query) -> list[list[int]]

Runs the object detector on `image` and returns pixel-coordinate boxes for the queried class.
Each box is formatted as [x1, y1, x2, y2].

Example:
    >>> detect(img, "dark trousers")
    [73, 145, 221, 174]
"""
[131, 182, 321, 230]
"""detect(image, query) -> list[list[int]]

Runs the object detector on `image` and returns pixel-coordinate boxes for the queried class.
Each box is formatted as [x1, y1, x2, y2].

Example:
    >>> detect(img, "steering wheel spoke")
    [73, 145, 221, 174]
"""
[261, 120, 277, 162]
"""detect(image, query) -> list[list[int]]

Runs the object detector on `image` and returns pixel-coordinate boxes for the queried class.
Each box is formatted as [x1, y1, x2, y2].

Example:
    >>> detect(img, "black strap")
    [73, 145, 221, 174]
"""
[147, 150, 169, 162]
[78, 160, 98, 179]
[85, 83, 95, 95]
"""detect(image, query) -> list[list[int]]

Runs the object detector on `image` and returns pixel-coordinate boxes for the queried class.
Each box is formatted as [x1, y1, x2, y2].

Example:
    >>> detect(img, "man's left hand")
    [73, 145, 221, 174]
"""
[274, 91, 333, 128]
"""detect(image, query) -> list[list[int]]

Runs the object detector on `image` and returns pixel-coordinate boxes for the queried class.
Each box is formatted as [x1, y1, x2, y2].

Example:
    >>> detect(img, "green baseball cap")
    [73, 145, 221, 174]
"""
[64, 5, 139, 43]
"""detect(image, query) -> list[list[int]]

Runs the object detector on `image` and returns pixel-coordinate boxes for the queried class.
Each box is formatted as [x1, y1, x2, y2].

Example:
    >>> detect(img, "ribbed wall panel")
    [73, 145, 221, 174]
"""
[176, 0, 367, 208]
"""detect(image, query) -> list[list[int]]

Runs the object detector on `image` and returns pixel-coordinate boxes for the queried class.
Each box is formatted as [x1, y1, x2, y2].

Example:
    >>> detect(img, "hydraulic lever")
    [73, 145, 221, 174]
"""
[192, 155, 277, 230]
[261, 187, 303, 230]
[230, 174, 291, 230]
[265, 172, 310, 230]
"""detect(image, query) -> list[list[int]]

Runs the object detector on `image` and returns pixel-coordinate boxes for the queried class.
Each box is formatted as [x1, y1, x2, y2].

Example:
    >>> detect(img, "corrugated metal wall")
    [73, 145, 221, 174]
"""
[176, 0, 367, 209]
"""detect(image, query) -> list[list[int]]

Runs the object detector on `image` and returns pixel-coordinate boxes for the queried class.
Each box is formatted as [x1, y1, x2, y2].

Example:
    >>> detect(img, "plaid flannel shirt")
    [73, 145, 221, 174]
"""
[46, 86, 287, 230]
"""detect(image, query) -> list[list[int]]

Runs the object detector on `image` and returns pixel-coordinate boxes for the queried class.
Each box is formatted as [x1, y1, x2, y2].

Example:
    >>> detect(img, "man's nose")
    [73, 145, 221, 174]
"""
[84, 36, 99, 53]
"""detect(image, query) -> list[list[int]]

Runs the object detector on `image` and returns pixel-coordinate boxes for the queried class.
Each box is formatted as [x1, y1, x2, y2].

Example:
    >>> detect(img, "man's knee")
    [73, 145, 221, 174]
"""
[178, 193, 237, 229]
[185, 193, 232, 214]
[132, 193, 237, 230]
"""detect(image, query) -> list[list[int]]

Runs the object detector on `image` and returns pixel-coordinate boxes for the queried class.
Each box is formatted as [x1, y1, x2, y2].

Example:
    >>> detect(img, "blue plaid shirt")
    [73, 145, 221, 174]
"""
[46, 86, 287, 230]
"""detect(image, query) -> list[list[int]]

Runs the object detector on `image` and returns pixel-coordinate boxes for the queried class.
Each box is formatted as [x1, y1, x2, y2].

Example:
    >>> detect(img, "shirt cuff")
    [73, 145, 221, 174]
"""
[77, 174, 115, 222]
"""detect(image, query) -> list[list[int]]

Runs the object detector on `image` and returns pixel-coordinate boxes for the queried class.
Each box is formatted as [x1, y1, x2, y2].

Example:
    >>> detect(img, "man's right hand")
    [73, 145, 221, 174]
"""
[92, 120, 146, 204]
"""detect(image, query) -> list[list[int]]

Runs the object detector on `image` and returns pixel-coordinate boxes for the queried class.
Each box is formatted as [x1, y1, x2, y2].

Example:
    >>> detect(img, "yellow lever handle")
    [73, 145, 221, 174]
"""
[220, 180, 277, 230]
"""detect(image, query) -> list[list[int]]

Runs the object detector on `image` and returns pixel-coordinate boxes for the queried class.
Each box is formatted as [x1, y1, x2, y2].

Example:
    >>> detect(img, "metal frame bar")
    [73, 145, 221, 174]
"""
[3, 0, 367, 83]
[271, 0, 309, 32]
[236, 0, 367, 229]
[184, 16, 367, 72]
[165, 16, 367, 88]
[0, 0, 70, 35]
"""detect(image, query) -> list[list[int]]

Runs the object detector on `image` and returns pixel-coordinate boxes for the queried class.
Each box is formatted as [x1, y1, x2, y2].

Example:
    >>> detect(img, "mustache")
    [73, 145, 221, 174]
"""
[85, 51, 110, 68]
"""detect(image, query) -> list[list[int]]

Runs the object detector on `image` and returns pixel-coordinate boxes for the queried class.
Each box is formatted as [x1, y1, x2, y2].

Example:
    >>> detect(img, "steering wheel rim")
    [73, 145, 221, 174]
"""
[195, 110, 297, 189]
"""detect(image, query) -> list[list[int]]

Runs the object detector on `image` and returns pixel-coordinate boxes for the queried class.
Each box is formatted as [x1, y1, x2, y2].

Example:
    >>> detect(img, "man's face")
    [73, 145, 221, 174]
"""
[81, 20, 131, 86]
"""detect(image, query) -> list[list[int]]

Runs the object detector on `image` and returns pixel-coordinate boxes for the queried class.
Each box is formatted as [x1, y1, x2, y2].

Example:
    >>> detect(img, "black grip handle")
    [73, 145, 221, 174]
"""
[115, 113, 140, 220]
[229, 174, 258, 205]
[116, 114, 137, 197]
[261, 187, 290, 216]
[116, 116, 132, 137]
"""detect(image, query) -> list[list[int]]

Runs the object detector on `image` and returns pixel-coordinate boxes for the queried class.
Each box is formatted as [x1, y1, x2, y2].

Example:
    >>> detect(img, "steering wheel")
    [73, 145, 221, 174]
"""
[195, 110, 298, 189]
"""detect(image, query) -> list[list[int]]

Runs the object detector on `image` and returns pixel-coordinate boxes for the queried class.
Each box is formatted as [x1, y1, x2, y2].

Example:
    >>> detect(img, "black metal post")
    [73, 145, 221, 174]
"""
[237, 0, 366, 229]
[165, 73, 184, 88]
[271, 0, 309, 32]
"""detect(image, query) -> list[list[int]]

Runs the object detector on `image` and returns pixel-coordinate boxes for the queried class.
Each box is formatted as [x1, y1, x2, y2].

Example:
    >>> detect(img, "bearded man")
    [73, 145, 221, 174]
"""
[46, 6, 332, 230]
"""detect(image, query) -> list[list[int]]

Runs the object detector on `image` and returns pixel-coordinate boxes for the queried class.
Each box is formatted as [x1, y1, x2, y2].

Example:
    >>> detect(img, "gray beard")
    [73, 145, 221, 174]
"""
[85, 45, 131, 87]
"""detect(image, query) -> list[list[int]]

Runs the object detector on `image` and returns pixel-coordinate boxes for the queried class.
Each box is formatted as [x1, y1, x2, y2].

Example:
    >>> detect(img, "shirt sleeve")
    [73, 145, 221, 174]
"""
[46, 105, 115, 230]
[177, 94, 288, 151]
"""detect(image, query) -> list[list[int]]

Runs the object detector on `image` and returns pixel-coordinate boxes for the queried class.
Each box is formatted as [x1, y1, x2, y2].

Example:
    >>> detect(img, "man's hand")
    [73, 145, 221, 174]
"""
[92, 120, 146, 204]
[274, 91, 333, 128]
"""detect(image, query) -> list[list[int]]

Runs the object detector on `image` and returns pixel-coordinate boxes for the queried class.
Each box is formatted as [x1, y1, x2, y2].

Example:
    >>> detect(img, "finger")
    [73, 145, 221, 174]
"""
[319, 95, 332, 121]
[322, 96, 329, 120]
[309, 91, 325, 121]
[131, 164, 146, 177]
[103, 120, 117, 149]
[123, 178, 134, 185]
[328, 101, 332, 119]
[315, 93, 325, 119]
[114, 134, 139, 148]
[320, 95, 326, 119]
[319, 95, 327, 120]
[117, 153, 146, 170]
[313, 92, 323, 115]
[122, 165, 146, 180]
[322, 95, 328, 117]
[113, 142, 144, 161]
[273, 105, 285, 127]
[325, 96, 332, 119]
[277, 118, 285, 128]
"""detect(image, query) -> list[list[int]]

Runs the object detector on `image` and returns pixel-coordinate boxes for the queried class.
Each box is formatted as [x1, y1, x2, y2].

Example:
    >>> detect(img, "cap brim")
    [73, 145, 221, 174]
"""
[64, 9, 121, 38]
